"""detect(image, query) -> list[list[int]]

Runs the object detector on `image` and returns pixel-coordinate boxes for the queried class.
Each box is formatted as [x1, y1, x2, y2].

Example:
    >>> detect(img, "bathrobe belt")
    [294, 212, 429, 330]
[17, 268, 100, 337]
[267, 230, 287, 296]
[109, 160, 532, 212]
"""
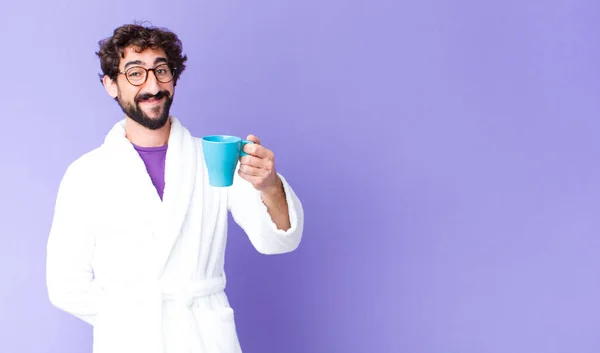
[97, 275, 227, 353]
[162, 275, 227, 307]
[161, 275, 228, 353]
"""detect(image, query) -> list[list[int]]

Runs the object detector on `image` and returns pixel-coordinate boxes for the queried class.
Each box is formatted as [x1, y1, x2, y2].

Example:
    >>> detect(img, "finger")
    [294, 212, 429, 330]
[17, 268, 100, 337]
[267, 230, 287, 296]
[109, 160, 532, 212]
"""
[239, 164, 266, 177]
[240, 155, 275, 175]
[240, 155, 271, 169]
[237, 168, 256, 184]
[246, 134, 261, 145]
[243, 143, 272, 159]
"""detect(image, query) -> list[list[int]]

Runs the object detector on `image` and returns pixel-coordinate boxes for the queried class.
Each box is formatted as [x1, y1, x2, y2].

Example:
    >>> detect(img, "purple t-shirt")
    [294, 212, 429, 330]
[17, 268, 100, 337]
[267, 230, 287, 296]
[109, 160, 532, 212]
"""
[132, 143, 167, 200]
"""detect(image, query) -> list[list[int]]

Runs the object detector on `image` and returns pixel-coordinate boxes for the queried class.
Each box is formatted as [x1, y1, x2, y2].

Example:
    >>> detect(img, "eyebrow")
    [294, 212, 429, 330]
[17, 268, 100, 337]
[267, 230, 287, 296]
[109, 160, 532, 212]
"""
[123, 57, 168, 71]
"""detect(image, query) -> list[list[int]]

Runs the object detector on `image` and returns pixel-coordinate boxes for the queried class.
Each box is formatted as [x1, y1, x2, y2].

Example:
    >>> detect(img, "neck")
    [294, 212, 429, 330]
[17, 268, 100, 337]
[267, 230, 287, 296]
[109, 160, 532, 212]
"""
[124, 117, 171, 147]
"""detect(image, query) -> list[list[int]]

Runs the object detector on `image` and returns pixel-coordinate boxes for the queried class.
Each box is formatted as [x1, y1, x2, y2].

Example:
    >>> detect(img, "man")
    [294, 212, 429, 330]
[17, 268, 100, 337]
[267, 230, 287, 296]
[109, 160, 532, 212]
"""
[45, 23, 304, 353]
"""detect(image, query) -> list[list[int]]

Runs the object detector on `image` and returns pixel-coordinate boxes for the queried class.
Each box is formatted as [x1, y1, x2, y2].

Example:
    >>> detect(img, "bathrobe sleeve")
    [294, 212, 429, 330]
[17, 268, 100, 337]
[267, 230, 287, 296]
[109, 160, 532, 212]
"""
[228, 169, 304, 255]
[46, 161, 101, 326]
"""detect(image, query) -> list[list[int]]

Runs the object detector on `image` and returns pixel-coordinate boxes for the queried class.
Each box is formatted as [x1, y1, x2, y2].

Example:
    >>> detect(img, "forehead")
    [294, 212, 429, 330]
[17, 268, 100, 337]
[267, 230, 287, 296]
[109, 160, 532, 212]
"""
[120, 46, 168, 69]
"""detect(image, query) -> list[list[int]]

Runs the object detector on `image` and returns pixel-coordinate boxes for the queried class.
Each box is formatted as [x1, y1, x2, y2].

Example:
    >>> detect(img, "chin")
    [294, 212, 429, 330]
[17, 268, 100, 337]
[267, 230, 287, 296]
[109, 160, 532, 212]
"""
[145, 108, 163, 117]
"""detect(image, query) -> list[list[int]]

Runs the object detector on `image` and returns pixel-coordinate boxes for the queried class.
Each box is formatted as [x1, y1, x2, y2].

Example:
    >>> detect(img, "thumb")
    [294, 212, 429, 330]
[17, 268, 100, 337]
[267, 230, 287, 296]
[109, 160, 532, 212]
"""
[246, 134, 261, 145]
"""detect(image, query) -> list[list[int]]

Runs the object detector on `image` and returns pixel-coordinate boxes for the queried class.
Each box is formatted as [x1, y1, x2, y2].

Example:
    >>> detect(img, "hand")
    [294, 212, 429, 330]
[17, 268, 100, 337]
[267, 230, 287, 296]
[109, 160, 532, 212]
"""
[238, 134, 282, 194]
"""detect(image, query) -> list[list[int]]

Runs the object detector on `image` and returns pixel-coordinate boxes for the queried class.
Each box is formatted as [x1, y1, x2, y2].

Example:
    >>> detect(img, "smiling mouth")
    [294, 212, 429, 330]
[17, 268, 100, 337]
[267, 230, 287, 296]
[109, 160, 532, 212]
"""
[139, 96, 164, 105]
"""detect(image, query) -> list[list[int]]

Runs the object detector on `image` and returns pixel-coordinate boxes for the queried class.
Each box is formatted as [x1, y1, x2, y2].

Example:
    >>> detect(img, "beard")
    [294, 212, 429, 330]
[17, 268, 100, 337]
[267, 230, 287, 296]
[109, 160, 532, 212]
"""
[116, 89, 173, 130]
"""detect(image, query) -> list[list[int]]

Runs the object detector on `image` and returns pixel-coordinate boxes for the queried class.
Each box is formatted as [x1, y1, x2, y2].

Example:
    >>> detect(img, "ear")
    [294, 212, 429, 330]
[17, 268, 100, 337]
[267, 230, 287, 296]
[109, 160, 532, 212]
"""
[102, 75, 118, 99]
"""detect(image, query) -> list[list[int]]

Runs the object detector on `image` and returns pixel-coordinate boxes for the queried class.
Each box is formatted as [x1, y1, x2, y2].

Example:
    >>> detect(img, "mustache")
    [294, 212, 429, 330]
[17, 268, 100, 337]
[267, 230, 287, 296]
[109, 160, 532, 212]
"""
[136, 90, 170, 103]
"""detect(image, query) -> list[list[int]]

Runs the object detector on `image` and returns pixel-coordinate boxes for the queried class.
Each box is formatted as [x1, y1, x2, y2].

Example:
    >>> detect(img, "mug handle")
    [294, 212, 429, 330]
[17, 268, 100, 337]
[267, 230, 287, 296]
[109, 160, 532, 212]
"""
[240, 140, 254, 157]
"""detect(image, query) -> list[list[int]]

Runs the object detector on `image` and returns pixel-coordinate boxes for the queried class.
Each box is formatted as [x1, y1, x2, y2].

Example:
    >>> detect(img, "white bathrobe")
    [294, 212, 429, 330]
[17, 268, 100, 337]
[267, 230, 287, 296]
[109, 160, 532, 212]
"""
[45, 117, 304, 353]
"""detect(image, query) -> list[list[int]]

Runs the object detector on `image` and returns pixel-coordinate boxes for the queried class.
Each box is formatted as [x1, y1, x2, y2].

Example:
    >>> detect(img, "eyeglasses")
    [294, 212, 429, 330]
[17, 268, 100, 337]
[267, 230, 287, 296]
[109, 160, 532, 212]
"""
[119, 64, 174, 86]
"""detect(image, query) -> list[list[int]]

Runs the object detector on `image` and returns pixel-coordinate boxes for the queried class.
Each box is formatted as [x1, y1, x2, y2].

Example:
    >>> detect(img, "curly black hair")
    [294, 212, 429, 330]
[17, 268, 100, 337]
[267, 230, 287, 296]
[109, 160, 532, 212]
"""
[96, 22, 187, 85]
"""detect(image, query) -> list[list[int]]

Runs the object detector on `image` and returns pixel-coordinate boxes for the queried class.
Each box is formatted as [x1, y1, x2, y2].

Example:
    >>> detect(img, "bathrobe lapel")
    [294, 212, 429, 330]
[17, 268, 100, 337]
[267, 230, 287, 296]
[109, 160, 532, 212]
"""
[103, 116, 200, 278]
[154, 117, 199, 276]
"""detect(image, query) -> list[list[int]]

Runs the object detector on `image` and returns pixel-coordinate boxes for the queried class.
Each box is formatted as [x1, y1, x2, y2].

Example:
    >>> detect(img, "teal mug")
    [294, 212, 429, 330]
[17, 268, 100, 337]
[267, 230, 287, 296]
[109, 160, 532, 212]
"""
[202, 135, 254, 187]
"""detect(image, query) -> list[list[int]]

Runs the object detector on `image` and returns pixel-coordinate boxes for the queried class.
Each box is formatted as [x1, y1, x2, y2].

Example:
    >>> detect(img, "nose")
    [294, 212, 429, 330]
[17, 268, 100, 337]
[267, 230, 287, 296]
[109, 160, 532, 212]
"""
[143, 70, 160, 95]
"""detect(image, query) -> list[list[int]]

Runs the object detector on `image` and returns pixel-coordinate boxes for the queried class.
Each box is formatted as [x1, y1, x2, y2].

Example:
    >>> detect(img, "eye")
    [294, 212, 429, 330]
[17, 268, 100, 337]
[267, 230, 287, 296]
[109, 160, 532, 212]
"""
[126, 67, 145, 78]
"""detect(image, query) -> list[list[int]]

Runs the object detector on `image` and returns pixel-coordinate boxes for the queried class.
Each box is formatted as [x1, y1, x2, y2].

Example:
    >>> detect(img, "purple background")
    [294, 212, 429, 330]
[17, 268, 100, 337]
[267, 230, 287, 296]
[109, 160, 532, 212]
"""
[2, 0, 600, 352]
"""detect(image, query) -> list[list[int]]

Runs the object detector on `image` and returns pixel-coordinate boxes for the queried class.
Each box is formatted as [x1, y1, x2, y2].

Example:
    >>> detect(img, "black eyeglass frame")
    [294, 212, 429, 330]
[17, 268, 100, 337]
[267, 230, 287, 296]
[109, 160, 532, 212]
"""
[118, 63, 175, 86]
